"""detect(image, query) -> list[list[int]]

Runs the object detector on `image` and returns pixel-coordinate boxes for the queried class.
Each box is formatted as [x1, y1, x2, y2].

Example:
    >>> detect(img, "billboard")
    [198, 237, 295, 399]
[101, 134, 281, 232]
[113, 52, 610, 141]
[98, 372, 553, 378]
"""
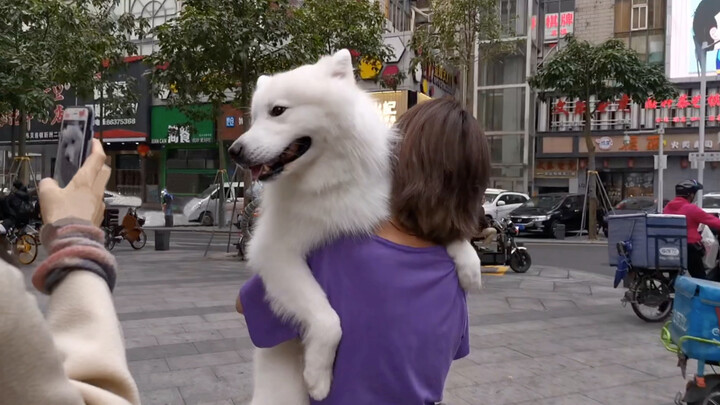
[668, 0, 720, 80]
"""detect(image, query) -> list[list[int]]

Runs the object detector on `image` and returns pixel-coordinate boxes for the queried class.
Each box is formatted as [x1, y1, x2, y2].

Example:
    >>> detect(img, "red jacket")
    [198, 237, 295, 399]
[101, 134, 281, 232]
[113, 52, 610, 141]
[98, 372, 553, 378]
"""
[663, 197, 720, 244]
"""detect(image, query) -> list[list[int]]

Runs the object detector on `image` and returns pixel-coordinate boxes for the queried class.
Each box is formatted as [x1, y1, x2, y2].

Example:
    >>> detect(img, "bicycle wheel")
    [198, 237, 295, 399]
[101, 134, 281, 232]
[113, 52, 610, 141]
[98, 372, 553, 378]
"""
[104, 228, 116, 251]
[16, 234, 39, 265]
[130, 230, 147, 250]
[630, 274, 673, 322]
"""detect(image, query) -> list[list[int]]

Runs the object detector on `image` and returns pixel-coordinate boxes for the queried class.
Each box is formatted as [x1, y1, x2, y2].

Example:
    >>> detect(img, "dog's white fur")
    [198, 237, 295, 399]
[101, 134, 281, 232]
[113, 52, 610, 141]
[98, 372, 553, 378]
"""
[229, 50, 481, 405]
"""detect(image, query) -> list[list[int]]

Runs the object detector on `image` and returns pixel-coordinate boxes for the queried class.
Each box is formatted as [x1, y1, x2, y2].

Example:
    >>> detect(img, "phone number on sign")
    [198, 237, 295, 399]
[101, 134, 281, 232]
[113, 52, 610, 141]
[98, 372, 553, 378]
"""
[101, 118, 136, 125]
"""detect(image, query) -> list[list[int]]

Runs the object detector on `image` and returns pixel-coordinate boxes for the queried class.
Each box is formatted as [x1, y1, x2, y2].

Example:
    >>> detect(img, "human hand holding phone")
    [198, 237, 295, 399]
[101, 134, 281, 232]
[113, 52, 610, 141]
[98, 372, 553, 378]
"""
[40, 139, 111, 226]
[54, 107, 95, 189]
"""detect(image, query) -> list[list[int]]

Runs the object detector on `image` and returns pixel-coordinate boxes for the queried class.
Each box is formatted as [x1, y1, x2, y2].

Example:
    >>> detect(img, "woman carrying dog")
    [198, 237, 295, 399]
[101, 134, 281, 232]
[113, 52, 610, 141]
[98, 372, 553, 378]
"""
[237, 97, 489, 404]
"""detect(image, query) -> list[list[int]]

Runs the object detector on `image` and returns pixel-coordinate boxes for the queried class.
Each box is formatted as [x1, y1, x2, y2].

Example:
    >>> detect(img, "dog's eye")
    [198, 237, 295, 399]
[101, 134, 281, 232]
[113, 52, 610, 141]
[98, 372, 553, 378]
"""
[269, 106, 287, 117]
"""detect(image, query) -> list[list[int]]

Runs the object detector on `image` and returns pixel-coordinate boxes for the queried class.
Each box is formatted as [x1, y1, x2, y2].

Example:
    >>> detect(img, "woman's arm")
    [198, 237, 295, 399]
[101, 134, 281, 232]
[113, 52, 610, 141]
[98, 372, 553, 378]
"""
[0, 262, 138, 405]
[238, 274, 300, 348]
[0, 139, 141, 404]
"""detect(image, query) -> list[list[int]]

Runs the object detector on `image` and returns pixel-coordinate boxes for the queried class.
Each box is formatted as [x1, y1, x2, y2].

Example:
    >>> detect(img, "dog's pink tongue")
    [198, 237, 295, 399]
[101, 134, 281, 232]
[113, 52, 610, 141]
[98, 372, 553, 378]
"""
[250, 165, 263, 180]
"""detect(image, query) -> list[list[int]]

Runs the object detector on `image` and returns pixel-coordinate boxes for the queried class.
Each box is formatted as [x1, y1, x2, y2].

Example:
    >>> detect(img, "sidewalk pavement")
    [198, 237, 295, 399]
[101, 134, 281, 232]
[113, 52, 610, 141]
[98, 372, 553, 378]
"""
[30, 247, 686, 405]
[517, 235, 608, 245]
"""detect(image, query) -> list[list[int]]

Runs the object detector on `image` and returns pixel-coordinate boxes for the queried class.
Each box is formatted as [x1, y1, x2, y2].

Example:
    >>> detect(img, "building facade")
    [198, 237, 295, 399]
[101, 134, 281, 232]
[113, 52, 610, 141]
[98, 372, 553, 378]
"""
[471, 0, 541, 192]
[532, 0, 720, 204]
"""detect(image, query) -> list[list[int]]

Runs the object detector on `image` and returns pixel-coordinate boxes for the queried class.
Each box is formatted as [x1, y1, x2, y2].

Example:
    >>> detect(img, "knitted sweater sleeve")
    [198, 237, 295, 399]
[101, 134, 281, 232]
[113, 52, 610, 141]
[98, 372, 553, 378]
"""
[0, 263, 139, 405]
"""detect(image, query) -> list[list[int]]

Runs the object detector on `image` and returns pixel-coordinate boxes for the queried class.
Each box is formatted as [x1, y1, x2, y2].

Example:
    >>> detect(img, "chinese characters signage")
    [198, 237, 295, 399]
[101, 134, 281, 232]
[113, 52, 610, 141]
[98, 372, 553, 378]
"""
[577, 134, 715, 153]
[368, 91, 410, 128]
[546, 90, 720, 132]
[544, 11, 574, 43]
[0, 84, 74, 144]
[150, 105, 214, 145]
[90, 60, 150, 142]
[216, 104, 247, 142]
[535, 159, 578, 178]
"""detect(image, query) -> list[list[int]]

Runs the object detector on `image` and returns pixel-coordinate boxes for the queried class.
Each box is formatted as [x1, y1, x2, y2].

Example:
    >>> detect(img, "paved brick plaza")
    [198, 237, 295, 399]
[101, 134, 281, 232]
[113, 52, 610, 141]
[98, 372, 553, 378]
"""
[29, 243, 688, 404]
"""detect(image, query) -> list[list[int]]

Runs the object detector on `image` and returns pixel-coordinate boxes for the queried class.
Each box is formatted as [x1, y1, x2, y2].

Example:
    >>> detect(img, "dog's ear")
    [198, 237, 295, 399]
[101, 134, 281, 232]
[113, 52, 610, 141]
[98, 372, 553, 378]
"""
[256, 75, 271, 91]
[327, 49, 353, 81]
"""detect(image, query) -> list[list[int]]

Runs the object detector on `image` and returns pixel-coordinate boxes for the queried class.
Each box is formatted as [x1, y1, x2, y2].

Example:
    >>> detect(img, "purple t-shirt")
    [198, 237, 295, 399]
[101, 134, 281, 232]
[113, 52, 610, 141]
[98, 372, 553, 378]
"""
[240, 235, 469, 405]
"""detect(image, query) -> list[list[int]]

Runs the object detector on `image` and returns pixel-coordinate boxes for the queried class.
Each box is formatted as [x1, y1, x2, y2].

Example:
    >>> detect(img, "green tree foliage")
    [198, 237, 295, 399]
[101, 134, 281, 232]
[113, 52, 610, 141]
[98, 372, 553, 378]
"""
[0, 0, 146, 180]
[288, 0, 393, 67]
[149, 0, 393, 207]
[529, 36, 677, 239]
[410, 0, 512, 108]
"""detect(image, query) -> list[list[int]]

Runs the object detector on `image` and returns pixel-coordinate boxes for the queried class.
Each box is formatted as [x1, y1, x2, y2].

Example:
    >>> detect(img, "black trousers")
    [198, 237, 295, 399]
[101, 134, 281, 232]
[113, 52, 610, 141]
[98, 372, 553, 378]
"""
[687, 242, 707, 279]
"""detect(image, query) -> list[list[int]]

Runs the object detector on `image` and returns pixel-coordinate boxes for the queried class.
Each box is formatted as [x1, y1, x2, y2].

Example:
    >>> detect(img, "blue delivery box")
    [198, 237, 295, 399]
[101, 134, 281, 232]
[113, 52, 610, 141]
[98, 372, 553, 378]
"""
[607, 213, 687, 269]
[670, 276, 720, 362]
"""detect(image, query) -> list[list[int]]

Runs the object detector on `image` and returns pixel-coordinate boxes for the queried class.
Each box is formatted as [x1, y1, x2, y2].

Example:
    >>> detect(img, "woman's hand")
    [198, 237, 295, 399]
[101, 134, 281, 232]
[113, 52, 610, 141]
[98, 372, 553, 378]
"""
[39, 139, 111, 226]
[235, 295, 244, 314]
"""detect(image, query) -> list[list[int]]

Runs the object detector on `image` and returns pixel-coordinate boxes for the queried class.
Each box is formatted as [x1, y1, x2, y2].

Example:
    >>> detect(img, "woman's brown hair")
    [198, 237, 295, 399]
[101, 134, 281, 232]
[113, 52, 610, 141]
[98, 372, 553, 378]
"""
[391, 97, 490, 245]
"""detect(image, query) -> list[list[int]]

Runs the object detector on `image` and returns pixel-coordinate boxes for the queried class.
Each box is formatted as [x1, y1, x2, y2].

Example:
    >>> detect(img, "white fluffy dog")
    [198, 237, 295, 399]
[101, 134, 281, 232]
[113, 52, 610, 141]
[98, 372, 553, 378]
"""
[228, 49, 481, 405]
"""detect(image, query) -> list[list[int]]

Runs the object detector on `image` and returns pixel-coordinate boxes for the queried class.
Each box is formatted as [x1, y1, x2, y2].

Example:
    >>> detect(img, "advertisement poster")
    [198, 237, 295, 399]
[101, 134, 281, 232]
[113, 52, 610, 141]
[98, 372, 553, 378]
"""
[668, 0, 720, 80]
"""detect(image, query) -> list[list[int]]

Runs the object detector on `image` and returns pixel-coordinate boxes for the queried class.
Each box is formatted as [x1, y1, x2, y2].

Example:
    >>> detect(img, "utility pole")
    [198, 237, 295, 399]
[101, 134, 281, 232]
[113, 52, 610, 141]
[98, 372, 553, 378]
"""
[623, 125, 665, 212]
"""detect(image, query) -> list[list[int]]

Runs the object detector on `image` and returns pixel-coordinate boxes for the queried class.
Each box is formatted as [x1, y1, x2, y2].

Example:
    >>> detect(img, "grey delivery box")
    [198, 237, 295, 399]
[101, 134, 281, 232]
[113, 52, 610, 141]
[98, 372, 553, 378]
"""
[607, 213, 687, 269]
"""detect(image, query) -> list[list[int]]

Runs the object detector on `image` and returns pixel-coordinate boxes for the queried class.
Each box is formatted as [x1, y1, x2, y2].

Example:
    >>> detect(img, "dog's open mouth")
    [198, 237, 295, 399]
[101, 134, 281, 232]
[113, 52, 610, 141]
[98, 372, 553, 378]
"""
[249, 137, 312, 181]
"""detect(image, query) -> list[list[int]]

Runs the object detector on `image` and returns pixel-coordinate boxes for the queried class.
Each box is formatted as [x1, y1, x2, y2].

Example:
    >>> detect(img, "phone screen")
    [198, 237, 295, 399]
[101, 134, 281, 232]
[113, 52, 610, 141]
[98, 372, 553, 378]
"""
[54, 107, 95, 188]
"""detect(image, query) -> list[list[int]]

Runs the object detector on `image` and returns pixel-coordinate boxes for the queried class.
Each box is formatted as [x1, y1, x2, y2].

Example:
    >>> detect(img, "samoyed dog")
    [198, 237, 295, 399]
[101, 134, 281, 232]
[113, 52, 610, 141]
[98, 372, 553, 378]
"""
[228, 49, 481, 405]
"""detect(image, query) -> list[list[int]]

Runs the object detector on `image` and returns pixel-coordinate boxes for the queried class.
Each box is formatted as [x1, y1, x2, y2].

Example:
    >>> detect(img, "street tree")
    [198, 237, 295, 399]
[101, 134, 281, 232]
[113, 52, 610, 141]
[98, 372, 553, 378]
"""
[0, 0, 146, 181]
[409, 0, 513, 109]
[149, 0, 393, 211]
[529, 36, 677, 239]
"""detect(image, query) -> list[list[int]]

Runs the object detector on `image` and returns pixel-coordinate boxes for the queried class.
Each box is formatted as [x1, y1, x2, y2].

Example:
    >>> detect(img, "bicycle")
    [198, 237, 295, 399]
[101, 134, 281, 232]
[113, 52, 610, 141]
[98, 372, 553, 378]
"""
[5, 224, 40, 265]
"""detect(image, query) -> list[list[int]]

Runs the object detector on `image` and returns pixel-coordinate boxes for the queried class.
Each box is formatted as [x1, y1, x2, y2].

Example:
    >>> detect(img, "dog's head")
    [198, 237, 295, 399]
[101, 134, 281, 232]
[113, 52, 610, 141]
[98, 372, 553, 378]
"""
[229, 49, 387, 188]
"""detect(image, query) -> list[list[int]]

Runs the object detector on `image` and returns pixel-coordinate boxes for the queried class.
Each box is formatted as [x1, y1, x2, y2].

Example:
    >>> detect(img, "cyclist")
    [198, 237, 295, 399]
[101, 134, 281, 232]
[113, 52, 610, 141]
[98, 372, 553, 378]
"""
[0, 180, 33, 235]
[663, 179, 720, 279]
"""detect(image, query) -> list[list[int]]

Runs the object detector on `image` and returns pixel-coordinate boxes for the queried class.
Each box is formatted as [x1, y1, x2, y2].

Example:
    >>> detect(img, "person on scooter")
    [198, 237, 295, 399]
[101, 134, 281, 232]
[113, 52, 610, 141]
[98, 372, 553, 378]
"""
[663, 179, 720, 279]
[472, 216, 497, 251]
[0, 180, 34, 235]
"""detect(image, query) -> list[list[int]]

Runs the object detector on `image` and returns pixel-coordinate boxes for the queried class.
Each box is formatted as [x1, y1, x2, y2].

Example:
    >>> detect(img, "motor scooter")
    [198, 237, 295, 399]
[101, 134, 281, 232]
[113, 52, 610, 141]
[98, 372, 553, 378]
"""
[472, 217, 532, 273]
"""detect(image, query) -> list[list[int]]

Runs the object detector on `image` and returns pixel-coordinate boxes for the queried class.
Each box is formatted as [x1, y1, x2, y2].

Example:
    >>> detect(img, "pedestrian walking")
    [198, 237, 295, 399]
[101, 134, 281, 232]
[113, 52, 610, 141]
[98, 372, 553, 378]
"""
[236, 98, 490, 404]
[161, 188, 174, 227]
[0, 139, 140, 405]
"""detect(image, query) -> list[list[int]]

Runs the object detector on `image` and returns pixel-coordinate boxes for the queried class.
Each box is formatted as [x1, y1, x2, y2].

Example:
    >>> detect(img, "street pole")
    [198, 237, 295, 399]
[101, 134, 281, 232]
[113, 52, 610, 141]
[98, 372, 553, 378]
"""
[699, 44, 708, 208]
[658, 123, 664, 213]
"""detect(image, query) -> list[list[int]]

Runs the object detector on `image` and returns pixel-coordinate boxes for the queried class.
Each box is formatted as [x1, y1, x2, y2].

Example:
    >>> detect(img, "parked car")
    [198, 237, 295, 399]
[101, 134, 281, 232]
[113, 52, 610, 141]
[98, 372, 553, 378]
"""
[600, 196, 670, 236]
[510, 193, 598, 237]
[483, 188, 530, 220]
[103, 191, 142, 208]
[704, 192, 720, 217]
[183, 182, 244, 226]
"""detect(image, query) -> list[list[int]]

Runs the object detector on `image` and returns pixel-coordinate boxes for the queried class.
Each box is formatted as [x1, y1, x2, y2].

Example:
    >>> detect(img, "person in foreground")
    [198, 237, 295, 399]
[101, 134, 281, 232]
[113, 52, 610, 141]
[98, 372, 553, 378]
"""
[236, 98, 490, 404]
[664, 179, 720, 279]
[0, 139, 140, 405]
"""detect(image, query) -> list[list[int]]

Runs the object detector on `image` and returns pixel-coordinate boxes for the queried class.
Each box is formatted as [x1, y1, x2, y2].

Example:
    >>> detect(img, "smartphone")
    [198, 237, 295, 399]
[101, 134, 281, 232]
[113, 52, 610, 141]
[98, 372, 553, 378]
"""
[54, 107, 95, 188]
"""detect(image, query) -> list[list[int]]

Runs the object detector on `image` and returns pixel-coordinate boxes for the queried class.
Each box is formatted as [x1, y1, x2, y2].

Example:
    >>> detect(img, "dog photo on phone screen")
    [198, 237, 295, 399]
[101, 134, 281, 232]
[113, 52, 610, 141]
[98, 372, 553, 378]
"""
[56, 126, 87, 188]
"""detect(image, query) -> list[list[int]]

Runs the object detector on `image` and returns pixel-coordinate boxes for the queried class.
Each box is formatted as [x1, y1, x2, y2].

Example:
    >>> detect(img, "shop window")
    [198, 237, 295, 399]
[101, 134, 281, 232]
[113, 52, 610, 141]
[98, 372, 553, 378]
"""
[478, 88, 526, 133]
[478, 45, 526, 86]
[167, 148, 218, 170]
[166, 172, 216, 195]
[488, 135, 525, 164]
[631, 0, 648, 31]
[500, 0, 527, 37]
[616, 0, 665, 33]
[115, 154, 141, 197]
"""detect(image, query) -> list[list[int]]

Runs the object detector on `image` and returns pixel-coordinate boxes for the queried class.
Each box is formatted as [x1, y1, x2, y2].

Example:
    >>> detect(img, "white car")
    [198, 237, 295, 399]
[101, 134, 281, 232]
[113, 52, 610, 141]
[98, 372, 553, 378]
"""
[483, 188, 530, 220]
[704, 192, 720, 217]
[184, 182, 245, 226]
[103, 191, 142, 208]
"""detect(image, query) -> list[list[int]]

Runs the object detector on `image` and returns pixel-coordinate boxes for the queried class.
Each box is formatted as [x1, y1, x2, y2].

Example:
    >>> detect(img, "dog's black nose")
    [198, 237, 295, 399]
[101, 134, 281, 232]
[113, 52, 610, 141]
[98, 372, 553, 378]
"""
[228, 143, 244, 165]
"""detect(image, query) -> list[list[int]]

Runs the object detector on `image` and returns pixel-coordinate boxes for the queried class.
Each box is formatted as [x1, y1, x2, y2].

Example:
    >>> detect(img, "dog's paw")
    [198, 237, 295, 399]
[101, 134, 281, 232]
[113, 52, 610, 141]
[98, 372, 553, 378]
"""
[303, 312, 342, 400]
[304, 361, 333, 400]
[447, 240, 482, 293]
[458, 264, 482, 293]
